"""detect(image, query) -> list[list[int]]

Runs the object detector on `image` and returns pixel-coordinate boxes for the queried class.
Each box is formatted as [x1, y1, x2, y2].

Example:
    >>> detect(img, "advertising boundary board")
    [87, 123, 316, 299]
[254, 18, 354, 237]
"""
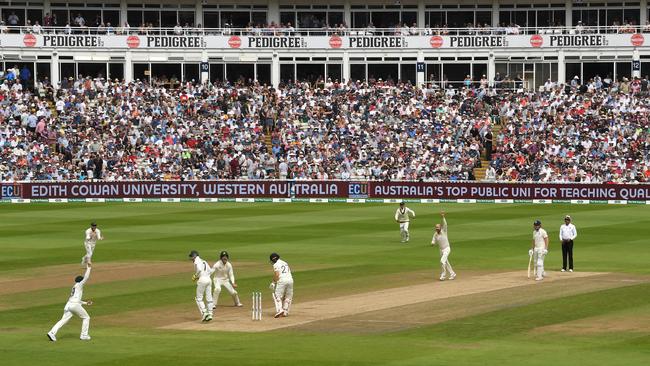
[2, 181, 650, 204]
[1, 33, 648, 50]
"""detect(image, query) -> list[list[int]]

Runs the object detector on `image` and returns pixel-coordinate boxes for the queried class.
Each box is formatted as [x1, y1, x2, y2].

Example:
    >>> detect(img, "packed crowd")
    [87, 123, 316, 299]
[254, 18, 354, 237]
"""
[0, 72, 649, 183]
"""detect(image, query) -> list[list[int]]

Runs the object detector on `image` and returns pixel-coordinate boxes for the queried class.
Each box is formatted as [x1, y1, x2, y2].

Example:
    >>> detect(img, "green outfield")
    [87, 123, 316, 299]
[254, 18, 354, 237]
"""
[0, 203, 648, 366]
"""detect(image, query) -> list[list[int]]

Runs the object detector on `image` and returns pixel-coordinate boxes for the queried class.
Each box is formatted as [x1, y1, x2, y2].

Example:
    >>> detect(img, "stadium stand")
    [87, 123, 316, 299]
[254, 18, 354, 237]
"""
[1, 1, 650, 183]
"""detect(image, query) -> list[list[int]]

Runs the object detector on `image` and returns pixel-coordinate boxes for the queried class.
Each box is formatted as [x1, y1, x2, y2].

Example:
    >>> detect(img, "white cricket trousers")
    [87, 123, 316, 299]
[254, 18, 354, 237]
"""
[440, 247, 455, 278]
[49, 302, 90, 338]
[81, 242, 95, 264]
[195, 277, 214, 316]
[273, 280, 294, 315]
[213, 278, 241, 306]
[534, 248, 546, 279]
[399, 222, 410, 240]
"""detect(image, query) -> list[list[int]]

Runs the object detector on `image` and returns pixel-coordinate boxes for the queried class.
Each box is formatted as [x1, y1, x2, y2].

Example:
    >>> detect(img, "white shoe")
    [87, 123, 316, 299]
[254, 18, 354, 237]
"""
[235, 303, 243, 307]
[561, 269, 566, 272]
[283, 311, 289, 317]
[569, 269, 573, 272]
[47, 332, 57, 342]
[274, 310, 284, 318]
[80, 336, 91, 341]
[449, 273, 456, 280]
[535, 277, 544, 281]
[439, 276, 446, 281]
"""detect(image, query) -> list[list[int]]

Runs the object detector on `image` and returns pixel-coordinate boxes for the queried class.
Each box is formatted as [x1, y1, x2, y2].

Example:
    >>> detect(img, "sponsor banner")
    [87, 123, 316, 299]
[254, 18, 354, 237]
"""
[198, 198, 219, 202]
[86, 198, 106, 203]
[272, 198, 291, 203]
[346, 198, 366, 203]
[10, 181, 650, 201]
[309, 198, 329, 203]
[19, 181, 347, 199]
[11, 198, 30, 203]
[367, 182, 650, 201]
[48, 198, 68, 203]
[161, 198, 181, 203]
[1, 33, 647, 50]
[607, 200, 628, 204]
[235, 198, 255, 202]
[1, 183, 23, 199]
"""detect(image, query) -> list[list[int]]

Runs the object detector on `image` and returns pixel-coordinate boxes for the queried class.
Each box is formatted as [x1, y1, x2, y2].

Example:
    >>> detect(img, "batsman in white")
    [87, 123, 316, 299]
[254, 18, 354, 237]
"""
[189, 250, 214, 322]
[211, 250, 243, 309]
[81, 222, 103, 266]
[431, 211, 456, 281]
[394, 201, 415, 243]
[47, 263, 93, 341]
[530, 220, 549, 281]
[269, 252, 293, 318]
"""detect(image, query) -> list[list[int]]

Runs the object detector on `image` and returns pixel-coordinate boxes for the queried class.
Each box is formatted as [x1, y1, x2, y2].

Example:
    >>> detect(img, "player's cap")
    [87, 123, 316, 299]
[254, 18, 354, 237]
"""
[399, 201, 405, 206]
[564, 215, 571, 221]
[533, 220, 542, 226]
[269, 252, 280, 263]
[188, 250, 199, 258]
[220, 250, 229, 259]
[91, 221, 97, 227]
[75, 275, 84, 283]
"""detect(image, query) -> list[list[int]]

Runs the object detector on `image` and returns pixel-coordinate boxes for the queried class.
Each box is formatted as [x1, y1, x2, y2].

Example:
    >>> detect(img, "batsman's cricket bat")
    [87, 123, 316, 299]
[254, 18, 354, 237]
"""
[527, 254, 533, 279]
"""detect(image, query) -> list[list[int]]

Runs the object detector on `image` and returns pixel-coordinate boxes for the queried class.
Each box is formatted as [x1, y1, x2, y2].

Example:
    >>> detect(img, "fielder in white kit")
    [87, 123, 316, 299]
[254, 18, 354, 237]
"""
[81, 222, 103, 266]
[530, 220, 549, 281]
[269, 252, 293, 318]
[395, 201, 415, 243]
[212, 251, 243, 309]
[189, 250, 214, 322]
[431, 211, 456, 281]
[47, 263, 93, 341]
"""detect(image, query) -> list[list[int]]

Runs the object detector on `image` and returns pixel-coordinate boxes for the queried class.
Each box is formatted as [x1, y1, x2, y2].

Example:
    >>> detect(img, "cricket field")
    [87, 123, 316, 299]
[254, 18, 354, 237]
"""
[0, 202, 648, 365]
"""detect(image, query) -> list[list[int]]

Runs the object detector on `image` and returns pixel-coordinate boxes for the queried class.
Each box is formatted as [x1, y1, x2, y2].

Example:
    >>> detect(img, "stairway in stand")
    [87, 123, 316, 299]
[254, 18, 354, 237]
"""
[473, 123, 502, 181]
[264, 133, 273, 152]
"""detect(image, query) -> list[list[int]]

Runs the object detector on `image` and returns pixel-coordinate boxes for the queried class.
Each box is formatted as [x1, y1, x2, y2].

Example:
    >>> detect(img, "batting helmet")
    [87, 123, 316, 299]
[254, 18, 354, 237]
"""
[269, 252, 280, 263]
[188, 250, 199, 258]
[220, 250, 229, 259]
[533, 220, 542, 226]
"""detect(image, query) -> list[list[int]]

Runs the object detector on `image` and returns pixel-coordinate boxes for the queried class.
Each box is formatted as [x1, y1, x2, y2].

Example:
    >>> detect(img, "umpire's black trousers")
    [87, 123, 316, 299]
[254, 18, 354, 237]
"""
[561, 239, 574, 270]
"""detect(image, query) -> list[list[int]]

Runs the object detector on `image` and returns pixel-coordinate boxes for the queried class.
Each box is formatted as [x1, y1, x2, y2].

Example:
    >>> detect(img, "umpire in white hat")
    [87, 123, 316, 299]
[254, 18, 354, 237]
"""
[559, 215, 577, 272]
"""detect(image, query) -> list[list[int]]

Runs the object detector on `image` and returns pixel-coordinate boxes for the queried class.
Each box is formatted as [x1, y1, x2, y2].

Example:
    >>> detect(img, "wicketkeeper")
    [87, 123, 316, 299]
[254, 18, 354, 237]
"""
[212, 251, 243, 308]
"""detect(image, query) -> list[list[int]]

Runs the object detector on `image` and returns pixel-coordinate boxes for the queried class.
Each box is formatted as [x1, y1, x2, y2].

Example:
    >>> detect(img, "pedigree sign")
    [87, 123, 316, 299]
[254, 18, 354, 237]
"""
[3, 33, 645, 49]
